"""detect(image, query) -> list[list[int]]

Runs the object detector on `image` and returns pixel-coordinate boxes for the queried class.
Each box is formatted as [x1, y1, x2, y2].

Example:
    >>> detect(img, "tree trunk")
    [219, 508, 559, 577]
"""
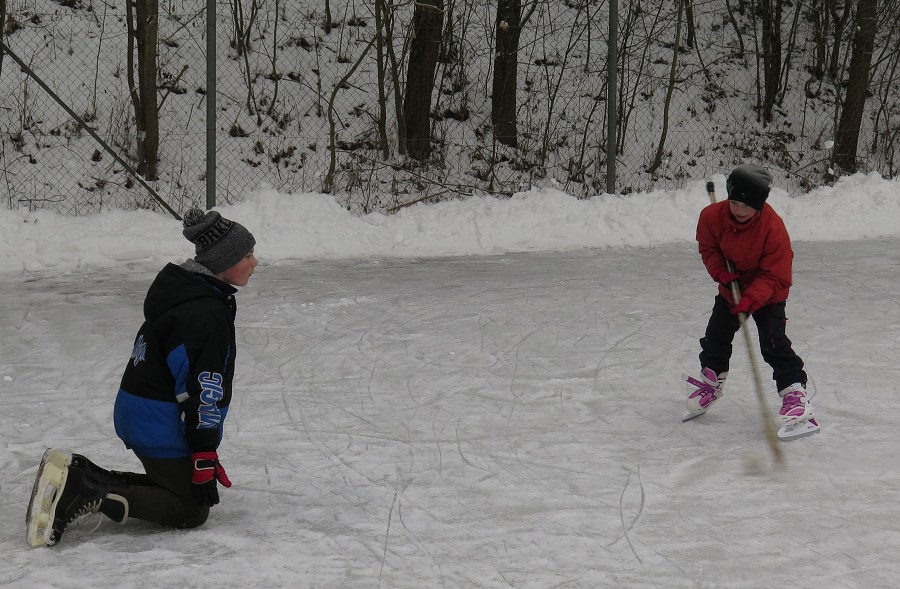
[135, 0, 159, 179]
[647, 0, 684, 174]
[375, 0, 390, 158]
[760, 0, 783, 124]
[833, 0, 878, 173]
[380, 0, 406, 156]
[323, 0, 334, 34]
[403, 0, 443, 161]
[827, 0, 851, 81]
[491, 0, 522, 148]
[684, 0, 696, 49]
[809, 2, 827, 80]
[125, 1, 145, 173]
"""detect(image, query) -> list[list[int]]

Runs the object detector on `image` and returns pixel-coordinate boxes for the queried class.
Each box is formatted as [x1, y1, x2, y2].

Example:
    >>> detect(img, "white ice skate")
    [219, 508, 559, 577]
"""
[777, 418, 820, 441]
[25, 448, 72, 547]
[682, 368, 728, 421]
[775, 383, 820, 441]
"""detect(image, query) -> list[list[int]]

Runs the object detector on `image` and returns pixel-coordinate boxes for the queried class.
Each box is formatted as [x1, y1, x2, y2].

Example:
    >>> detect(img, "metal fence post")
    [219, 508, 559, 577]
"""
[607, 0, 617, 195]
[206, 0, 216, 210]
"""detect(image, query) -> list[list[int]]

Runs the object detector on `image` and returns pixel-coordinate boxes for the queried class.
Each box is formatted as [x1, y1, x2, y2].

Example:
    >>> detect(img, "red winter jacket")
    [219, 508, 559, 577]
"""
[696, 200, 793, 308]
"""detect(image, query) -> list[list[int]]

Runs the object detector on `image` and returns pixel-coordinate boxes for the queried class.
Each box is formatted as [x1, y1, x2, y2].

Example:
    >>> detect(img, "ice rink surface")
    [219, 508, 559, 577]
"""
[2, 239, 900, 588]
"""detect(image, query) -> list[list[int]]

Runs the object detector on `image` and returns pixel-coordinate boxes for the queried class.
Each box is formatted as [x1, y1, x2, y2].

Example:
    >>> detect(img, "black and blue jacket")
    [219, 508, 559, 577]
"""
[114, 262, 237, 459]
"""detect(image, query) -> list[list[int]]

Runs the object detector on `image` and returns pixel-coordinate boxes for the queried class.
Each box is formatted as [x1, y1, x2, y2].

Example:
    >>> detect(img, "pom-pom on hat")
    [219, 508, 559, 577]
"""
[182, 208, 256, 274]
[726, 164, 773, 211]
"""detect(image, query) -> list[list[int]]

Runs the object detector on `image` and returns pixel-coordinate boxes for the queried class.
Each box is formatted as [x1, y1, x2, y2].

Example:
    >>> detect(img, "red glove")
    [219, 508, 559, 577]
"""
[730, 295, 756, 316]
[712, 267, 740, 285]
[191, 451, 232, 506]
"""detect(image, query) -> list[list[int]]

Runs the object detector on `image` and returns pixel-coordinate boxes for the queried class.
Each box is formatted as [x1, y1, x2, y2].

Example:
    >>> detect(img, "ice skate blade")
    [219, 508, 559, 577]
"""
[777, 418, 820, 441]
[27, 512, 52, 548]
[682, 408, 708, 422]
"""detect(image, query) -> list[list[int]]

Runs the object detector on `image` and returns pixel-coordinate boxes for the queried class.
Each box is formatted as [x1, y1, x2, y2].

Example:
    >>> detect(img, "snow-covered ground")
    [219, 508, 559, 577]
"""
[2, 173, 900, 587]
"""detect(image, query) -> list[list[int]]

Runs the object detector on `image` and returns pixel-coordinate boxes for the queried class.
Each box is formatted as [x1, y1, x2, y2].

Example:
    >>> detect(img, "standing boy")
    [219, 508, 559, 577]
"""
[683, 165, 817, 436]
[27, 207, 257, 546]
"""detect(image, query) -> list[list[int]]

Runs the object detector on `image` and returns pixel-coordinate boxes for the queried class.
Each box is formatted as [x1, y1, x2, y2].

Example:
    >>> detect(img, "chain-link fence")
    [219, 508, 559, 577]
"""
[1, 0, 897, 217]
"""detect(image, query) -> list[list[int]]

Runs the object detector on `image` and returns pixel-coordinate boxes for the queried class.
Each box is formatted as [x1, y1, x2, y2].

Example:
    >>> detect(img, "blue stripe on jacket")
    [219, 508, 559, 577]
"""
[113, 389, 190, 458]
[113, 389, 229, 458]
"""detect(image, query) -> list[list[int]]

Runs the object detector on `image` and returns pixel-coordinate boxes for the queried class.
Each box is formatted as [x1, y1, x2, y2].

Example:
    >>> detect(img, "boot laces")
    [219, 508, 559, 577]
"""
[66, 497, 103, 527]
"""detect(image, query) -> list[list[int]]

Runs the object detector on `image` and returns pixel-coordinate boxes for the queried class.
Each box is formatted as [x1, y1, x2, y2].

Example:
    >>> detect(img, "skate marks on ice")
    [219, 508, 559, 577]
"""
[236, 255, 670, 586]
[3, 241, 900, 586]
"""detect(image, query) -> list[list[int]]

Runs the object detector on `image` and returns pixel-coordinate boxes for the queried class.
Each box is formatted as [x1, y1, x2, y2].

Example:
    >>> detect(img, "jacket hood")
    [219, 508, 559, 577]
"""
[143, 263, 237, 322]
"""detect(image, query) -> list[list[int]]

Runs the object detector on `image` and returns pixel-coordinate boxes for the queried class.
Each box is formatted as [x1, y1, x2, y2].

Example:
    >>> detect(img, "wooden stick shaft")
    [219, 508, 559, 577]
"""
[705, 181, 784, 465]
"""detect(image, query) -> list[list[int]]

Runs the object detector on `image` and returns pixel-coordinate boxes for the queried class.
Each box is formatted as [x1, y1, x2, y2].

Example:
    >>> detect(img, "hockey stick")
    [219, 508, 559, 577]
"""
[706, 181, 784, 466]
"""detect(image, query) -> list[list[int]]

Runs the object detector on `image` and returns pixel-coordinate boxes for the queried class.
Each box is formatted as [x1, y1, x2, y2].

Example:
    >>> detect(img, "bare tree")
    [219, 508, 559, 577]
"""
[126, 0, 160, 179]
[684, 0, 696, 48]
[535, 2, 593, 166]
[380, 0, 406, 155]
[776, 0, 804, 107]
[1, 0, 6, 80]
[647, 0, 684, 174]
[403, 0, 444, 160]
[266, 0, 282, 117]
[374, 0, 390, 158]
[322, 34, 379, 193]
[833, 0, 878, 173]
[724, 0, 746, 56]
[806, 0, 849, 99]
[230, 0, 261, 118]
[322, 0, 336, 33]
[808, 1, 828, 80]
[491, 0, 523, 147]
[616, 0, 667, 154]
[229, 0, 259, 57]
[869, 1, 900, 177]
[759, 0, 784, 123]
[827, 0, 852, 81]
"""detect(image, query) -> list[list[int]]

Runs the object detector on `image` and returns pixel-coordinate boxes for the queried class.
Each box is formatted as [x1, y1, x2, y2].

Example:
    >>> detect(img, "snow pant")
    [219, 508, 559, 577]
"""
[699, 294, 807, 391]
[113, 454, 210, 529]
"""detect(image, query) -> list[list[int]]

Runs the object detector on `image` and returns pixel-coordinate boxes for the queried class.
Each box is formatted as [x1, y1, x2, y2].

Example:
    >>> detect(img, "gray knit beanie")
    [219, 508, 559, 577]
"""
[726, 164, 773, 211]
[182, 208, 256, 274]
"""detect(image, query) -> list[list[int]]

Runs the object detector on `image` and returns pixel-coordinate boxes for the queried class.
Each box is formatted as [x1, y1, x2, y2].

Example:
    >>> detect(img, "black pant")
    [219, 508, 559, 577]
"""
[114, 454, 210, 529]
[699, 294, 806, 391]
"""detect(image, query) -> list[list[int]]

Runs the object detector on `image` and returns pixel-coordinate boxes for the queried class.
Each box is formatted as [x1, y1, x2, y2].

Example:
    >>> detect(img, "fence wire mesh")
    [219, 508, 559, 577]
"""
[1, 0, 897, 218]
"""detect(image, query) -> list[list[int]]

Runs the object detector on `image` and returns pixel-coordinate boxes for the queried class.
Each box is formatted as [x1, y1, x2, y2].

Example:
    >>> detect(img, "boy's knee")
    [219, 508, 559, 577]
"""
[180, 502, 210, 529]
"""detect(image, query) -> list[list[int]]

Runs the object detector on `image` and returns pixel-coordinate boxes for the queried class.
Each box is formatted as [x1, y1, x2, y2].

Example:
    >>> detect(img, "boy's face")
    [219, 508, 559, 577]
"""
[728, 200, 758, 223]
[217, 250, 257, 287]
